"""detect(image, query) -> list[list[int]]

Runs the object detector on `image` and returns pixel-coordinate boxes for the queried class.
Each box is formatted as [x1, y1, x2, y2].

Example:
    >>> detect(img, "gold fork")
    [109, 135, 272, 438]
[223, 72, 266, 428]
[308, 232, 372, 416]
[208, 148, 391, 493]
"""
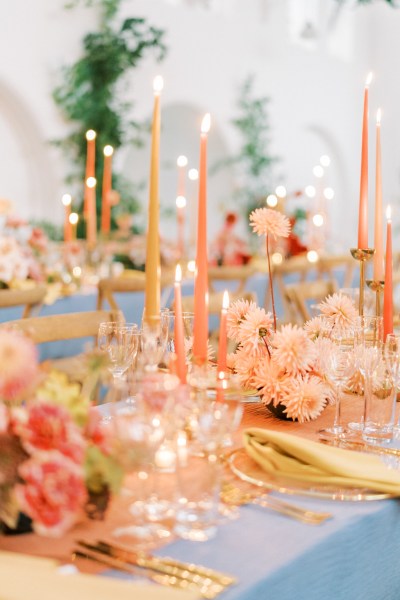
[221, 483, 333, 525]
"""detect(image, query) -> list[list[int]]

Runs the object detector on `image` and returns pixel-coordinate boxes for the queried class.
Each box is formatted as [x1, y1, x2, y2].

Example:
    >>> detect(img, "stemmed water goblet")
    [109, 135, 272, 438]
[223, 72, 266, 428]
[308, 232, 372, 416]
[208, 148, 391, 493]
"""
[98, 321, 140, 383]
[384, 333, 400, 435]
[319, 338, 354, 439]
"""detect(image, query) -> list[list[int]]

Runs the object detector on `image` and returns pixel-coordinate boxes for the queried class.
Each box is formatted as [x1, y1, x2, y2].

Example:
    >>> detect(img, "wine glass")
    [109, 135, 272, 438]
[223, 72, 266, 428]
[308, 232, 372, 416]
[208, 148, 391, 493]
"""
[98, 322, 140, 382]
[138, 314, 169, 372]
[346, 315, 383, 432]
[384, 333, 400, 389]
[319, 340, 353, 439]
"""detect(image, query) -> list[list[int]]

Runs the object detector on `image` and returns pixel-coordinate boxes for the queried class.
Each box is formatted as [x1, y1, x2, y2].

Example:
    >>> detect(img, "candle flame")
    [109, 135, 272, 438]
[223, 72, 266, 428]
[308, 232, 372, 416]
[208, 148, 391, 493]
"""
[366, 72, 373, 87]
[86, 129, 96, 141]
[103, 145, 114, 157]
[86, 177, 97, 188]
[177, 155, 188, 167]
[176, 195, 186, 209]
[376, 108, 382, 125]
[201, 113, 211, 134]
[175, 264, 182, 283]
[386, 205, 392, 221]
[153, 75, 164, 94]
[69, 212, 79, 225]
[222, 290, 230, 310]
[61, 193, 72, 207]
[188, 168, 199, 181]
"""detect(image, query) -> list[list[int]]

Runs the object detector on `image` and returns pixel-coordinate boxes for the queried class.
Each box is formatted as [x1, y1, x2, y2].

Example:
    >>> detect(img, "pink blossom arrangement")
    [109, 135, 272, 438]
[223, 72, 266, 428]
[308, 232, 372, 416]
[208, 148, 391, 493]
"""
[0, 330, 123, 537]
[226, 291, 358, 422]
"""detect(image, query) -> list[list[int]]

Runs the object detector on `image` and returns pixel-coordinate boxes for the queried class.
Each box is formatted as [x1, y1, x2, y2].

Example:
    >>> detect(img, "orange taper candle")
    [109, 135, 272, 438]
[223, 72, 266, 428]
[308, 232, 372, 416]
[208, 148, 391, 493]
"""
[217, 290, 229, 374]
[86, 176, 97, 246]
[358, 73, 372, 250]
[174, 264, 187, 384]
[383, 206, 393, 340]
[61, 194, 72, 243]
[193, 113, 211, 365]
[373, 109, 384, 281]
[84, 130, 96, 219]
[101, 145, 114, 235]
[144, 76, 163, 323]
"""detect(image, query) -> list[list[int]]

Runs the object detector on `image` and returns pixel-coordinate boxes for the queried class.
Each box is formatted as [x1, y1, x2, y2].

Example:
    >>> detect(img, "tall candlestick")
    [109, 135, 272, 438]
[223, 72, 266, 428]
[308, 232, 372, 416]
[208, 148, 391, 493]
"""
[176, 195, 186, 258]
[86, 176, 97, 246]
[144, 76, 163, 324]
[61, 194, 72, 243]
[174, 264, 187, 384]
[358, 73, 372, 250]
[383, 205, 393, 340]
[188, 168, 199, 253]
[69, 212, 79, 242]
[84, 130, 96, 219]
[373, 109, 384, 281]
[217, 290, 229, 374]
[177, 155, 188, 197]
[193, 113, 211, 365]
[101, 145, 114, 235]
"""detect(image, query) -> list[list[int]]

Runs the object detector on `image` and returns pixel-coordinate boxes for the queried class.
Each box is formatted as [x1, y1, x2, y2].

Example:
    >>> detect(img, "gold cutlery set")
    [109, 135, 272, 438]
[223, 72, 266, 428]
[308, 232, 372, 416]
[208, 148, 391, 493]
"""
[74, 539, 236, 599]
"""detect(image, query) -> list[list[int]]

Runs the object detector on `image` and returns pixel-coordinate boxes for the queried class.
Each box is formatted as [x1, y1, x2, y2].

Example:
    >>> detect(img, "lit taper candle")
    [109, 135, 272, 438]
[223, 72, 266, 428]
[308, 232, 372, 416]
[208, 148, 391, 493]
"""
[358, 73, 372, 249]
[383, 205, 393, 340]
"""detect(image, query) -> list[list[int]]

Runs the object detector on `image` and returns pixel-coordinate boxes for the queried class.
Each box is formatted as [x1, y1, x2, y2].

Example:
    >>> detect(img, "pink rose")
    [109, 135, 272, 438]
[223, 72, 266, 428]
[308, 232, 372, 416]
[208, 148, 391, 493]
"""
[0, 330, 39, 402]
[15, 452, 87, 537]
[14, 403, 85, 464]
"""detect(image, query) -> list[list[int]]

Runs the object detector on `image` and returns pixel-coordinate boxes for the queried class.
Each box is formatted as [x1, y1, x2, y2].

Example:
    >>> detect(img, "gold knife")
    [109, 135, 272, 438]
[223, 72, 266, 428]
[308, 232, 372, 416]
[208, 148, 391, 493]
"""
[73, 547, 224, 599]
[95, 539, 237, 586]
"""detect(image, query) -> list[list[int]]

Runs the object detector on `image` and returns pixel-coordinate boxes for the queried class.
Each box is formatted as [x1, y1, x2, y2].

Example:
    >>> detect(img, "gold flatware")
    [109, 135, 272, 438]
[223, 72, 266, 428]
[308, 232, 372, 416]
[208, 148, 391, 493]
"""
[221, 483, 332, 525]
[94, 539, 237, 587]
[320, 436, 400, 458]
[74, 543, 231, 599]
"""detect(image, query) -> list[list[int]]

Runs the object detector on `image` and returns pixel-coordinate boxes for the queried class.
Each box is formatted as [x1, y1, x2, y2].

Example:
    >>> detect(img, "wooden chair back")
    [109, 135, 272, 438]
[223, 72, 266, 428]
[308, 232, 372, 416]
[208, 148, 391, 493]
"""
[0, 284, 47, 318]
[97, 271, 146, 311]
[207, 263, 257, 296]
[3, 310, 123, 344]
[284, 279, 337, 324]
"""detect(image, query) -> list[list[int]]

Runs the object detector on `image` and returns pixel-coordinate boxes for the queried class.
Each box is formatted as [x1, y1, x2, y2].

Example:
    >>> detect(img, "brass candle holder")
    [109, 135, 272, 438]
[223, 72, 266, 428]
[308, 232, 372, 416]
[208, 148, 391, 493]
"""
[366, 279, 385, 317]
[350, 248, 375, 316]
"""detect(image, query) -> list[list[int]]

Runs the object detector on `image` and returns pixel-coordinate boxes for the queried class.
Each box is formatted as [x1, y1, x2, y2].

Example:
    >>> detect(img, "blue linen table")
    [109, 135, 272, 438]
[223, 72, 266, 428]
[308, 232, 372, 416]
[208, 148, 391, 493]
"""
[2, 402, 400, 600]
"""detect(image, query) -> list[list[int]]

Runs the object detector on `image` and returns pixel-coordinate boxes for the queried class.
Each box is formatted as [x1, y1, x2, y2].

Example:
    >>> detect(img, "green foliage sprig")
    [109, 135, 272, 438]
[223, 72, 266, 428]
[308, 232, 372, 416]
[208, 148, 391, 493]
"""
[53, 0, 167, 230]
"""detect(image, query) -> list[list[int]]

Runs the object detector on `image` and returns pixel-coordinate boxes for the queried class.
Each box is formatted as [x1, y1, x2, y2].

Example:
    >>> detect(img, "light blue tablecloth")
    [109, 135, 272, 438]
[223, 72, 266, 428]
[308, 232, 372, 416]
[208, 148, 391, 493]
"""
[107, 491, 400, 600]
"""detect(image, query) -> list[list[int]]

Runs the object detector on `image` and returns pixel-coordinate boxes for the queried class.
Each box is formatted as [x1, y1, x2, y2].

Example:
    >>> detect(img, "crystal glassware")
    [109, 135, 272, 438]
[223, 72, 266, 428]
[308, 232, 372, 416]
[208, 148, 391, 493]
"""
[98, 322, 140, 382]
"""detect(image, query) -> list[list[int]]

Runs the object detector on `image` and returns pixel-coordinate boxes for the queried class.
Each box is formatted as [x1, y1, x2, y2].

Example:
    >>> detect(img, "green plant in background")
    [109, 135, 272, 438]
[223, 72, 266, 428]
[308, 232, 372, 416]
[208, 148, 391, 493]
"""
[212, 75, 279, 222]
[53, 0, 167, 234]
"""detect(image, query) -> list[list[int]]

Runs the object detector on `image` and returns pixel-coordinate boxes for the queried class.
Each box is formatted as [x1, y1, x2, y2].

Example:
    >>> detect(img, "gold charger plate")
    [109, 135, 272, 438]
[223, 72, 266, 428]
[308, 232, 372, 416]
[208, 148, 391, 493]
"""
[228, 448, 394, 502]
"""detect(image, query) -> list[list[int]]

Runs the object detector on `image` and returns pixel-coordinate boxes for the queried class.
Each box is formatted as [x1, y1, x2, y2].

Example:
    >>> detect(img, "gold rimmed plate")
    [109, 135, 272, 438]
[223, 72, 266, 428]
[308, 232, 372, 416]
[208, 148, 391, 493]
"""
[228, 448, 394, 502]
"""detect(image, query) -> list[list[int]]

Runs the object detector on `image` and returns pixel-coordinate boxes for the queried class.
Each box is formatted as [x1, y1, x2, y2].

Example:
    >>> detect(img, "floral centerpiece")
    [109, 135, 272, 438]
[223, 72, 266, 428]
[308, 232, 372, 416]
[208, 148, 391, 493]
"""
[226, 207, 359, 422]
[0, 329, 123, 537]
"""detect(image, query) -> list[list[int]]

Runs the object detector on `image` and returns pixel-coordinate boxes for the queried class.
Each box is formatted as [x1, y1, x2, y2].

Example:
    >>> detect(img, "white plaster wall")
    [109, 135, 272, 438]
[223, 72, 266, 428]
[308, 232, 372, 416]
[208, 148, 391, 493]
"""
[0, 0, 398, 249]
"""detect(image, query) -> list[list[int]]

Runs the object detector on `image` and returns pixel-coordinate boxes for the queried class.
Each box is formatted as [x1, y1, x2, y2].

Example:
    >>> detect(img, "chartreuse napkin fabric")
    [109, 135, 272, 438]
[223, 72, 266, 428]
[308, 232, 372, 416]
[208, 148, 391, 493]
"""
[243, 428, 400, 495]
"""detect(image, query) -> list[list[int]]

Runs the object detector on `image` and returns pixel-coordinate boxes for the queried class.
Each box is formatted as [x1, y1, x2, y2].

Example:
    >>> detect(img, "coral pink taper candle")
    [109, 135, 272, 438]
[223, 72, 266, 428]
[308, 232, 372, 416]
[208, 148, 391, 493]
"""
[174, 264, 187, 384]
[193, 113, 211, 365]
[358, 73, 372, 250]
[144, 76, 163, 323]
[176, 195, 186, 259]
[373, 109, 384, 281]
[101, 145, 114, 235]
[84, 130, 96, 220]
[61, 194, 72, 243]
[217, 290, 229, 374]
[86, 177, 97, 246]
[383, 206, 393, 340]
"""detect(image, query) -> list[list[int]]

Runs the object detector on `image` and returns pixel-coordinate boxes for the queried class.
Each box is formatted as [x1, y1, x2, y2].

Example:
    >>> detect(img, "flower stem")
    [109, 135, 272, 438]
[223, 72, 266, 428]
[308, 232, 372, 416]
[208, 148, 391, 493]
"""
[266, 234, 277, 332]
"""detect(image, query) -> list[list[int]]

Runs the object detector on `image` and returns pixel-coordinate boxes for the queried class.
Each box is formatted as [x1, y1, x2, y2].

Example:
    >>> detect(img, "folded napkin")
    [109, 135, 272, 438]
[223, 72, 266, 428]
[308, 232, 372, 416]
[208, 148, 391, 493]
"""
[243, 427, 400, 495]
[0, 558, 199, 600]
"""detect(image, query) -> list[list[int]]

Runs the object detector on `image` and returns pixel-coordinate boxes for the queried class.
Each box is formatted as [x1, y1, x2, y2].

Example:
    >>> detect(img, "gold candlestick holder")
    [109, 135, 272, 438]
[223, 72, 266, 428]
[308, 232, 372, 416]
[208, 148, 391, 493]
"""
[350, 248, 375, 316]
[366, 279, 385, 317]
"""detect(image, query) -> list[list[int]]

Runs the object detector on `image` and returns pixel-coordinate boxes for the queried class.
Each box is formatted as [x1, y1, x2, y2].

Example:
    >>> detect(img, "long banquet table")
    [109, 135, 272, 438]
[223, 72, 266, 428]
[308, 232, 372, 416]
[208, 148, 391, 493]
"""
[2, 396, 400, 600]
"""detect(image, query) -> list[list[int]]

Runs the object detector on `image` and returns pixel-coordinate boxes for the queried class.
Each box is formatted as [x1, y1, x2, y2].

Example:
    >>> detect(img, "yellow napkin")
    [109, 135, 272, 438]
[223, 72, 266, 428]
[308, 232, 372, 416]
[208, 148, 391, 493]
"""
[243, 427, 400, 495]
[0, 556, 199, 600]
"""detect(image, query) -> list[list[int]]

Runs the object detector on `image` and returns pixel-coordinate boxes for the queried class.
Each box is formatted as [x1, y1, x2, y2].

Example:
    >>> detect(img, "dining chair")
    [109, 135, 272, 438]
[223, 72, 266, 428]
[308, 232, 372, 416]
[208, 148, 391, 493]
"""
[317, 254, 356, 289]
[207, 262, 258, 296]
[97, 269, 175, 312]
[0, 284, 47, 318]
[283, 279, 337, 324]
[3, 309, 123, 382]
